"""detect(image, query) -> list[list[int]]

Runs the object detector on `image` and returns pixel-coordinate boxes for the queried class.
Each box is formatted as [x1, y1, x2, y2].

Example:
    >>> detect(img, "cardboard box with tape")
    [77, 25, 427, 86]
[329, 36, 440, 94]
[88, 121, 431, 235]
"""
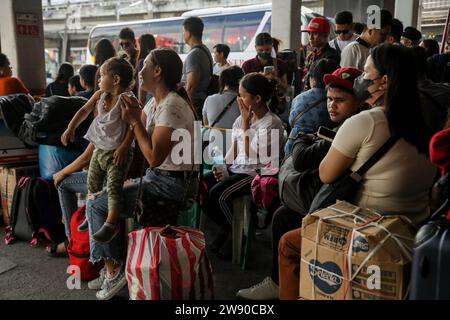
[300, 201, 416, 300]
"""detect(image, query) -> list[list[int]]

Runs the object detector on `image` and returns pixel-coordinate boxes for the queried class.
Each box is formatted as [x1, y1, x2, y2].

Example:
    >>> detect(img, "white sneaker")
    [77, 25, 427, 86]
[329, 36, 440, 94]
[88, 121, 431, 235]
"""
[88, 267, 106, 290]
[95, 268, 127, 300]
[236, 277, 279, 300]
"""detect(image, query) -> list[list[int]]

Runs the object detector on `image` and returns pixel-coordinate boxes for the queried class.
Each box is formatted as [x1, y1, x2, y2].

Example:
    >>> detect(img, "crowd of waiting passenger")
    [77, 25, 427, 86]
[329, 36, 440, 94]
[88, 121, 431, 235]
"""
[1, 8, 450, 301]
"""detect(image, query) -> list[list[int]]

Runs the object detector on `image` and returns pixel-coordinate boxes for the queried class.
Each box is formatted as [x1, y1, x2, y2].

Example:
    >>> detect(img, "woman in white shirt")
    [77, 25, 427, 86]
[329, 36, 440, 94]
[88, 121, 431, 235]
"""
[203, 72, 285, 259]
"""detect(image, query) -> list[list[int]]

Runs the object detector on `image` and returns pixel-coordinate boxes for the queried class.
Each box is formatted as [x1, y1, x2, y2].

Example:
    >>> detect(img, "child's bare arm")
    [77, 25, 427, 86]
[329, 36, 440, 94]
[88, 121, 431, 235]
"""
[68, 90, 102, 131]
[61, 91, 102, 146]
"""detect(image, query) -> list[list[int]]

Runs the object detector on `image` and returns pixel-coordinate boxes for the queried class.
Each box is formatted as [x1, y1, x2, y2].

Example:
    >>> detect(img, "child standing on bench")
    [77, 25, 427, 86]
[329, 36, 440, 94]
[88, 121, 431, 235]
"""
[61, 57, 137, 243]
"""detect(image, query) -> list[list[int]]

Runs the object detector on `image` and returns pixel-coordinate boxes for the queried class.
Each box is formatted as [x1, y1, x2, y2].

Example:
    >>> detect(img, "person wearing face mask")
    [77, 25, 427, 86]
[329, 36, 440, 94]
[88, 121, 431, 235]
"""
[329, 11, 359, 56]
[322, 44, 436, 226]
[242, 33, 289, 87]
[273, 45, 436, 301]
[341, 9, 393, 71]
[301, 17, 340, 92]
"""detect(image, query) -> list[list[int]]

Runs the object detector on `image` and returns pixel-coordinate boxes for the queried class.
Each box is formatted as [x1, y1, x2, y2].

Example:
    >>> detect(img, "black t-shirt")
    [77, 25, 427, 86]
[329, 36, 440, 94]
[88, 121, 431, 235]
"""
[46, 81, 70, 97]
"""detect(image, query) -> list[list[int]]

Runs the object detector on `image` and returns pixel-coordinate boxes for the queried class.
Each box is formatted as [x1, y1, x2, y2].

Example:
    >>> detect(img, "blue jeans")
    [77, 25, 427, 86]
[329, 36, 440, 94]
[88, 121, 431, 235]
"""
[86, 168, 198, 264]
[57, 171, 88, 238]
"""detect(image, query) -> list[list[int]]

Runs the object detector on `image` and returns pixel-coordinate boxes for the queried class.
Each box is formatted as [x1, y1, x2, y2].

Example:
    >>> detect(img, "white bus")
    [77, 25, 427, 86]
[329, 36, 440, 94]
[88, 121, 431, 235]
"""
[86, 3, 334, 66]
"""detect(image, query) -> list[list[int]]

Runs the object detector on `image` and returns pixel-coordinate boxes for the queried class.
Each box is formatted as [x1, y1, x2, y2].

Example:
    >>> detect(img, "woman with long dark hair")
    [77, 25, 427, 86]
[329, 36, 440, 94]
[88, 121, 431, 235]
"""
[45, 62, 74, 96]
[319, 43, 435, 225]
[202, 72, 285, 259]
[136, 33, 156, 105]
[94, 38, 117, 67]
[93, 38, 117, 91]
[52, 48, 198, 299]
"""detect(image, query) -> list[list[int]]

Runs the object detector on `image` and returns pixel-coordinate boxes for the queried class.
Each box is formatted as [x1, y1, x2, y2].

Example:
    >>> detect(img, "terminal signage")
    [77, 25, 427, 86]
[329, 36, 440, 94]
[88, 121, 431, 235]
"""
[16, 13, 40, 38]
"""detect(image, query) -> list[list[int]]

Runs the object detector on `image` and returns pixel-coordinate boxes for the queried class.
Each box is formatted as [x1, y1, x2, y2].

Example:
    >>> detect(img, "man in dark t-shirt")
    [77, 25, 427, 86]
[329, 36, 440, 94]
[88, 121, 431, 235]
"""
[301, 17, 340, 92]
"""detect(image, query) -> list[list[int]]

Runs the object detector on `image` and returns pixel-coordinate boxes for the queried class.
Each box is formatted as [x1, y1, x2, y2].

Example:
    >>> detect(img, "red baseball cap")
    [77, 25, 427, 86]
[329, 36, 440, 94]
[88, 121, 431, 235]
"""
[430, 128, 450, 176]
[323, 67, 363, 91]
[302, 17, 331, 34]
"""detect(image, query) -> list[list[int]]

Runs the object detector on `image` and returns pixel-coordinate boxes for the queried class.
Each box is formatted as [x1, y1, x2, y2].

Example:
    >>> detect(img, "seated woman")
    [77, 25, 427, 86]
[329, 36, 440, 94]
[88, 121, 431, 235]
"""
[45, 62, 74, 97]
[278, 44, 437, 300]
[202, 65, 243, 128]
[203, 65, 244, 157]
[202, 72, 285, 260]
[284, 58, 340, 157]
[52, 48, 198, 300]
[0, 53, 30, 96]
[237, 67, 366, 300]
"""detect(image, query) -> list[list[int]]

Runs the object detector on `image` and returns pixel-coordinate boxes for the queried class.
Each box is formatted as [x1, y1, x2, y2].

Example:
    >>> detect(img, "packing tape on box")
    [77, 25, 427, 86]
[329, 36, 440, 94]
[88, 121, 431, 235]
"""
[308, 205, 415, 300]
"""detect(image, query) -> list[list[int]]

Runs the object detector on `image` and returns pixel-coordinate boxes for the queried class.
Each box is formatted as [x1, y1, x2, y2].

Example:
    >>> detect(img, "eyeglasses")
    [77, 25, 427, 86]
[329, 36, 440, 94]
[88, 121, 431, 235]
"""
[335, 30, 350, 35]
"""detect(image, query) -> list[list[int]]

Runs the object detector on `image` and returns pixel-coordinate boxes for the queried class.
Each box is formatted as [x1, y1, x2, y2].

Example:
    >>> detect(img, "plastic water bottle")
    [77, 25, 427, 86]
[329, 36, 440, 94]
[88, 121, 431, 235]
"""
[77, 193, 86, 207]
[212, 146, 229, 179]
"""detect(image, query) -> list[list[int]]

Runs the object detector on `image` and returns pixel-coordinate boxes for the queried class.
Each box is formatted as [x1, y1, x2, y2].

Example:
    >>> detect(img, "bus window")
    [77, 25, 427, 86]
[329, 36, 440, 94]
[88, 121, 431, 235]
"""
[262, 17, 271, 34]
[201, 15, 225, 50]
[149, 19, 185, 54]
[223, 11, 265, 52]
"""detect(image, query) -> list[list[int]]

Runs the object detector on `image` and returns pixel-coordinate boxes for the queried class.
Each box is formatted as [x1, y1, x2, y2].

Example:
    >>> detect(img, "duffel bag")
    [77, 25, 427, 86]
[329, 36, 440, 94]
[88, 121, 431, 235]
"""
[126, 226, 214, 300]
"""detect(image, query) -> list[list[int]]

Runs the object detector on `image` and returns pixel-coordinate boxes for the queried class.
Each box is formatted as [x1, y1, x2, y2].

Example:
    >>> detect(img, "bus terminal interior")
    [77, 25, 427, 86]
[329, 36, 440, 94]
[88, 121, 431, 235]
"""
[0, 0, 448, 301]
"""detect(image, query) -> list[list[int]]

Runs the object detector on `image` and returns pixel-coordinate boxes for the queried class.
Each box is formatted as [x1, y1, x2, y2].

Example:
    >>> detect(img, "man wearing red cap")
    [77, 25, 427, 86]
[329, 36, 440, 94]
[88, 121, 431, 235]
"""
[301, 16, 340, 92]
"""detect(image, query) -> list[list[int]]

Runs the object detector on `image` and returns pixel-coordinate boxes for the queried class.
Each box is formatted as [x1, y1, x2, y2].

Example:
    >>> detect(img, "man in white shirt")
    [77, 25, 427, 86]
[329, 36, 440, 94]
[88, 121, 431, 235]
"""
[329, 11, 358, 56]
[340, 9, 393, 71]
[213, 44, 231, 75]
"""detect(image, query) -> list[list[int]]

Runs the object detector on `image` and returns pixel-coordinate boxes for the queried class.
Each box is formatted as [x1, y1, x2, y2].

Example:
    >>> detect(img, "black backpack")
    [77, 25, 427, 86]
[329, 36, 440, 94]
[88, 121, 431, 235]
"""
[0, 94, 34, 136]
[9, 176, 66, 246]
[18, 95, 92, 148]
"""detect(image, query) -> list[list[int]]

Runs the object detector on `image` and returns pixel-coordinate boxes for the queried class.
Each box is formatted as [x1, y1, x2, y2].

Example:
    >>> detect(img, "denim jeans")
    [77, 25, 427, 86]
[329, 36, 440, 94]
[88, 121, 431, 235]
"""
[57, 171, 88, 238]
[86, 168, 198, 264]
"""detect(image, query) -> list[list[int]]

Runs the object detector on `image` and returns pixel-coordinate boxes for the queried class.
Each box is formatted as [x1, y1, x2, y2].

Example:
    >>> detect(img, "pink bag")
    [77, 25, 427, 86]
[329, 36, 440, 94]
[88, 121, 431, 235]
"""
[126, 226, 214, 300]
[251, 165, 280, 209]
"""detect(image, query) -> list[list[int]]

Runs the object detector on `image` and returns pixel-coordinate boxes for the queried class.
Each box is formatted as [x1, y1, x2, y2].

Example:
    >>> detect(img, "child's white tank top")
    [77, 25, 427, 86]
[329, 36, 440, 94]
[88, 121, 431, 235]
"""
[84, 92, 132, 150]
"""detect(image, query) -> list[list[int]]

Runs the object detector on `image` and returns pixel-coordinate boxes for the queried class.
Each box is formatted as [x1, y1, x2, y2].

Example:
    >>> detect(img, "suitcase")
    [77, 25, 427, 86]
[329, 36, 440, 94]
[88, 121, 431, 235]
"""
[410, 199, 450, 300]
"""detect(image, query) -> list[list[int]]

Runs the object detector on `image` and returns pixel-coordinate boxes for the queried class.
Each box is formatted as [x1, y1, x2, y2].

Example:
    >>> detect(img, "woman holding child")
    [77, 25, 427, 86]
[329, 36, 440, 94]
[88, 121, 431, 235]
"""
[50, 48, 198, 300]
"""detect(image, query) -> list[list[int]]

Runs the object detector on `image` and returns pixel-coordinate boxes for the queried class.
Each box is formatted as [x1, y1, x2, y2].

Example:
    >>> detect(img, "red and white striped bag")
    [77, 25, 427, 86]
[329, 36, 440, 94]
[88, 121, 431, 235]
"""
[126, 226, 214, 300]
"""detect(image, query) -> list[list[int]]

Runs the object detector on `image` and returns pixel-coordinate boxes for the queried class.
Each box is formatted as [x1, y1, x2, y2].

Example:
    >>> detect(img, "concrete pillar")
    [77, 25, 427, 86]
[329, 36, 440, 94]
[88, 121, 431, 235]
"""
[0, 0, 46, 95]
[271, 0, 302, 50]
[324, 0, 396, 26]
[395, 0, 421, 29]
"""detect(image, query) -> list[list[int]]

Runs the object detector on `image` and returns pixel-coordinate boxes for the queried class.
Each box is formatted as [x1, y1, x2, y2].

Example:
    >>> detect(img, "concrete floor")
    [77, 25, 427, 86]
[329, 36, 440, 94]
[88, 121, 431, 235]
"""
[0, 214, 273, 300]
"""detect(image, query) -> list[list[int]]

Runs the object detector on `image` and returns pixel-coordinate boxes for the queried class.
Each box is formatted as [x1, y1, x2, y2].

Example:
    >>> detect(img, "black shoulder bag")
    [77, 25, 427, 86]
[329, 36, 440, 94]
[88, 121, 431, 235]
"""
[193, 45, 219, 95]
[308, 136, 397, 214]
